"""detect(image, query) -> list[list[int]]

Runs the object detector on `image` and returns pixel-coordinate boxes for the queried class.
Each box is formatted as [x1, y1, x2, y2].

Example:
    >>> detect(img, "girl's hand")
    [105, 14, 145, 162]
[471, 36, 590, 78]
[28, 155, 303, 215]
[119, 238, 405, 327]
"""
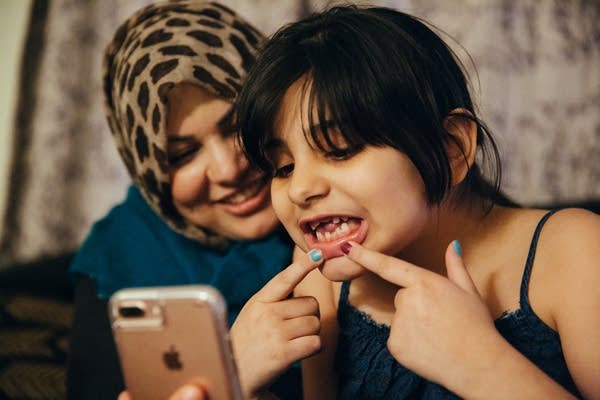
[231, 249, 324, 399]
[342, 240, 501, 390]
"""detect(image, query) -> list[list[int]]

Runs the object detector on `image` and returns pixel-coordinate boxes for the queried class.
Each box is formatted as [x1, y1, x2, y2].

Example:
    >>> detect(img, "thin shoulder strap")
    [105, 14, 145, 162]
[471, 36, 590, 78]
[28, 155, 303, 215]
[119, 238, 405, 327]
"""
[519, 209, 560, 310]
[339, 280, 351, 309]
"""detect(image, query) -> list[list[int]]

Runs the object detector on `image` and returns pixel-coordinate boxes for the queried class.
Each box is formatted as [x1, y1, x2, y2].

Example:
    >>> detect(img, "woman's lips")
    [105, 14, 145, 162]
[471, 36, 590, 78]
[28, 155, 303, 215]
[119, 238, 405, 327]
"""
[216, 179, 270, 216]
[303, 216, 368, 259]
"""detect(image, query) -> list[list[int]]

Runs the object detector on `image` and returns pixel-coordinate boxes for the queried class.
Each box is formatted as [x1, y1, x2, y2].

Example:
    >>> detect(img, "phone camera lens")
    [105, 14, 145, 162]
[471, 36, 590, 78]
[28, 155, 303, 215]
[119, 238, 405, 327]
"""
[119, 306, 145, 318]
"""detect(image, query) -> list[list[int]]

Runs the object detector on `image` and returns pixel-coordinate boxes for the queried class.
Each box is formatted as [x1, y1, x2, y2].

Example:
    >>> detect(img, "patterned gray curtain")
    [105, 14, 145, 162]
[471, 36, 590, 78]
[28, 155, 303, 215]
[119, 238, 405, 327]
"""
[380, 0, 600, 205]
[1, 0, 147, 267]
[1, 0, 598, 267]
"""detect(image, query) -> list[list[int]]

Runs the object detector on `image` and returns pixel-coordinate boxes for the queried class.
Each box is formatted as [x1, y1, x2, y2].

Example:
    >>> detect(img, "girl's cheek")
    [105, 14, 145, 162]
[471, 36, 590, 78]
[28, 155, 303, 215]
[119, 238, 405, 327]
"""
[271, 186, 299, 234]
[270, 182, 287, 216]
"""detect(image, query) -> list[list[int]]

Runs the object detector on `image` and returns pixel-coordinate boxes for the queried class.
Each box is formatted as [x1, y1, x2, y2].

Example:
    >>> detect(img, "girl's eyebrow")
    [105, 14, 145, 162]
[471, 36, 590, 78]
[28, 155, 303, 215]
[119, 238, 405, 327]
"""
[264, 137, 284, 151]
[308, 119, 336, 133]
[264, 121, 339, 150]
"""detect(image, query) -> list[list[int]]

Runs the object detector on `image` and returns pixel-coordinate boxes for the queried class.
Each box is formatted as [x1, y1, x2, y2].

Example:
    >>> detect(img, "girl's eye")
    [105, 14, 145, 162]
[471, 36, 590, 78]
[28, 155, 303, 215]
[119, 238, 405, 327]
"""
[273, 163, 294, 178]
[168, 144, 201, 168]
[325, 145, 362, 161]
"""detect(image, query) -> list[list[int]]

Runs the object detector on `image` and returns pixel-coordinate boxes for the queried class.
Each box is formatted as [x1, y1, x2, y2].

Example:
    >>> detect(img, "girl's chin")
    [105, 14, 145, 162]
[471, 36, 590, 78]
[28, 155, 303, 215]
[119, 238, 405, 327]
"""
[318, 256, 366, 282]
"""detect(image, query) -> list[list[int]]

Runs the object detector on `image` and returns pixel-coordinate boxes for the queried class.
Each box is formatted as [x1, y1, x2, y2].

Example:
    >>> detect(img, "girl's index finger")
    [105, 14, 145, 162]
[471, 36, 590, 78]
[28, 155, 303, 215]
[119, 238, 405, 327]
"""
[254, 248, 324, 303]
[342, 241, 422, 287]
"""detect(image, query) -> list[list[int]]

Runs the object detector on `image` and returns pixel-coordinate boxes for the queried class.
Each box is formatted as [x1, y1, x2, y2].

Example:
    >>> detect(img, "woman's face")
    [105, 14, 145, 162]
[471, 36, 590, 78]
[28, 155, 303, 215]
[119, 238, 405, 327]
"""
[166, 83, 279, 240]
[269, 76, 433, 281]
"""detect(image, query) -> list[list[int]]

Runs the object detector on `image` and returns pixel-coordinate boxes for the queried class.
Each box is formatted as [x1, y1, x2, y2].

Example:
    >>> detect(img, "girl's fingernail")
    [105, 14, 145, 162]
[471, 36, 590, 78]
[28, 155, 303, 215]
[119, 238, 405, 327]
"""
[340, 242, 352, 254]
[452, 240, 462, 256]
[309, 249, 323, 262]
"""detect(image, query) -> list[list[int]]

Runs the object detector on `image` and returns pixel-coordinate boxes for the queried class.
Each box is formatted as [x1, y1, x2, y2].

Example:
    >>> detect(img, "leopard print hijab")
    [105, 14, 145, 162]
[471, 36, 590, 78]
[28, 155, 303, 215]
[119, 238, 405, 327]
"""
[103, 1, 265, 248]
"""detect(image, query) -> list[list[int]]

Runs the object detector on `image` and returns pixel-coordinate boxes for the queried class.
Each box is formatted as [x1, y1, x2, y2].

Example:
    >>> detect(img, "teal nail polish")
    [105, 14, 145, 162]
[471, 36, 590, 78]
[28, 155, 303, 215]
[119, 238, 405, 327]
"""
[309, 249, 323, 262]
[452, 240, 462, 256]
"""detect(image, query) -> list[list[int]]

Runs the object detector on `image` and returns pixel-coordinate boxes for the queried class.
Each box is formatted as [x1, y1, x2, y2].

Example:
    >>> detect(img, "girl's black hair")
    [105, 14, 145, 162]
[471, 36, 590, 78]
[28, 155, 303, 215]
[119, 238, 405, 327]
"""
[237, 5, 514, 207]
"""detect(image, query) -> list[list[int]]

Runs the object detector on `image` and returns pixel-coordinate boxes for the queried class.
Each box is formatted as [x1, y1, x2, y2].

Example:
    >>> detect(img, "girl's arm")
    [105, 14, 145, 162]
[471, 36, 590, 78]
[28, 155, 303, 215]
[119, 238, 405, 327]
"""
[471, 208, 600, 399]
[293, 247, 339, 400]
[545, 208, 600, 399]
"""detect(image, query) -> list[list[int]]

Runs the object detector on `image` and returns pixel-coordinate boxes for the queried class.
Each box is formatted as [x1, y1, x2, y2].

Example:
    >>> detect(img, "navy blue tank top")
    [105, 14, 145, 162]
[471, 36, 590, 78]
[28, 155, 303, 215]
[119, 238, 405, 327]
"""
[335, 210, 582, 399]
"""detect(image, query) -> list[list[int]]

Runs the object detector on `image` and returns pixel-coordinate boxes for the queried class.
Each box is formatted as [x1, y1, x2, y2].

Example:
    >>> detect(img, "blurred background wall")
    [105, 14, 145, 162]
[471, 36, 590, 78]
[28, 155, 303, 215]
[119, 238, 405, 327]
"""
[0, 1, 32, 246]
[0, 0, 598, 269]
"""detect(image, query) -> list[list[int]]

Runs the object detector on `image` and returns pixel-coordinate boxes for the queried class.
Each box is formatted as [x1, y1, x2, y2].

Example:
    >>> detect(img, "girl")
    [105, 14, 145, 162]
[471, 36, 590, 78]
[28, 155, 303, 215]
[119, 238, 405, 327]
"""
[237, 5, 600, 399]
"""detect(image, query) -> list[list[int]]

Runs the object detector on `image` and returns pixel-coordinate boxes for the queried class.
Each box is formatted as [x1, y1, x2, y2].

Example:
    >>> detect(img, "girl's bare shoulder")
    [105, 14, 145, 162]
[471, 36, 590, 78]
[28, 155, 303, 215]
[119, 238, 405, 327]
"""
[538, 207, 600, 263]
[498, 206, 600, 254]
[536, 209, 600, 398]
[487, 207, 599, 314]
[505, 206, 600, 284]
[531, 207, 600, 319]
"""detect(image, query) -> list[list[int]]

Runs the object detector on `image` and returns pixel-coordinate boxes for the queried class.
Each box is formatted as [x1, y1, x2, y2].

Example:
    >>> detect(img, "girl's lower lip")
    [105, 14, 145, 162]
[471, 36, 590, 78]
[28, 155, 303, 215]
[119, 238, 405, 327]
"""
[304, 219, 368, 260]
[217, 183, 270, 216]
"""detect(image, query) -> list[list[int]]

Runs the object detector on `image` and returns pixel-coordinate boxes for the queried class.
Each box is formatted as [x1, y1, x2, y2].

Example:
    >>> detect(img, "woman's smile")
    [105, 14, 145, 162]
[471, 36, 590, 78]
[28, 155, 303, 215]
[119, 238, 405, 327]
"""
[215, 177, 271, 217]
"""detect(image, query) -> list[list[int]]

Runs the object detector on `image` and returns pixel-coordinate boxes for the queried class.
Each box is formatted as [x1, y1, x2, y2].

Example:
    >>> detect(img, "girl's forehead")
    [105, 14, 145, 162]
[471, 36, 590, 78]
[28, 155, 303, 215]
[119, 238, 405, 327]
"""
[273, 76, 313, 139]
[274, 75, 337, 135]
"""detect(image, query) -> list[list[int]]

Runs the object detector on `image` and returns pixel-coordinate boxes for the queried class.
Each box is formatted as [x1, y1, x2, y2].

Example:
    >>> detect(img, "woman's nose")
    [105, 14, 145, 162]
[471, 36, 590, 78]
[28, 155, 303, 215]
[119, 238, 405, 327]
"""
[206, 136, 248, 184]
[287, 161, 329, 206]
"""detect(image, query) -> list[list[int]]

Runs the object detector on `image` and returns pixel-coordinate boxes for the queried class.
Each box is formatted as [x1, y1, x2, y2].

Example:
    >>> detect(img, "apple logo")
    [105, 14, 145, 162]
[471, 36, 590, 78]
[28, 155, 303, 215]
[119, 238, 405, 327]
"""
[163, 345, 183, 370]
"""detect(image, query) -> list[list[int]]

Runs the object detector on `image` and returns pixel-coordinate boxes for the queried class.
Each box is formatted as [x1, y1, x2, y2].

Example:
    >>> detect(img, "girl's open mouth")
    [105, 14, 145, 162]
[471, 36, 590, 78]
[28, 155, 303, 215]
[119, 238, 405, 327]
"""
[301, 215, 368, 259]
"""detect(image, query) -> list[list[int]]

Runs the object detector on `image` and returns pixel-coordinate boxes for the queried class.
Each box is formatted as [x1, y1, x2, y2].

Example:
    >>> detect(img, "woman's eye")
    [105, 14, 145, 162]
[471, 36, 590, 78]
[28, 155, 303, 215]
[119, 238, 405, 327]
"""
[168, 145, 200, 168]
[273, 163, 294, 178]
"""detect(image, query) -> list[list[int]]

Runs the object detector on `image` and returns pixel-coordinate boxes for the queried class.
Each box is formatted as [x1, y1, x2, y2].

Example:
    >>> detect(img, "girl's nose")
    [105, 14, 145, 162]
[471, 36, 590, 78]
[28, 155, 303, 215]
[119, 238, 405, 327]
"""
[206, 136, 248, 184]
[287, 161, 329, 206]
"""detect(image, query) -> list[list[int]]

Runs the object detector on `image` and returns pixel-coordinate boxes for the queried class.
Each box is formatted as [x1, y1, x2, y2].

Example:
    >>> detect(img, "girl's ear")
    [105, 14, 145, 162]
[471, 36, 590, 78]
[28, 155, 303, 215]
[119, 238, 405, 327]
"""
[443, 108, 477, 186]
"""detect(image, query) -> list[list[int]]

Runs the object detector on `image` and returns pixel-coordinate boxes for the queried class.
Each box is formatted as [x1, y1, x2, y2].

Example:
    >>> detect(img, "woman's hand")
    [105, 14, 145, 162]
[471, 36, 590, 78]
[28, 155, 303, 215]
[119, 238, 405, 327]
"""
[231, 248, 324, 399]
[342, 240, 501, 391]
[118, 384, 205, 400]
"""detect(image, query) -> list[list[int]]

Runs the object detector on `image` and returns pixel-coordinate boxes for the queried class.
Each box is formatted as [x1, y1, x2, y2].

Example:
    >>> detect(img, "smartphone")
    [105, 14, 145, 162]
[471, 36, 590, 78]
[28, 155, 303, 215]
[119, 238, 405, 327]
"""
[108, 285, 243, 400]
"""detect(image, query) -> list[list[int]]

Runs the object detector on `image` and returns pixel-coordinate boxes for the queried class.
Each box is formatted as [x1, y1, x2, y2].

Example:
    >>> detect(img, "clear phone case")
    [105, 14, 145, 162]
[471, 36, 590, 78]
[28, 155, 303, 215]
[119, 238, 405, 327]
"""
[109, 285, 243, 400]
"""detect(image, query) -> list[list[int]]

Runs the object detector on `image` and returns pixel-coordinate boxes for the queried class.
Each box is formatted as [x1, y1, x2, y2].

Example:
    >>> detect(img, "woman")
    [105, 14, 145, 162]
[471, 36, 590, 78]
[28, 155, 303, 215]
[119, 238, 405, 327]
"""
[67, 2, 319, 399]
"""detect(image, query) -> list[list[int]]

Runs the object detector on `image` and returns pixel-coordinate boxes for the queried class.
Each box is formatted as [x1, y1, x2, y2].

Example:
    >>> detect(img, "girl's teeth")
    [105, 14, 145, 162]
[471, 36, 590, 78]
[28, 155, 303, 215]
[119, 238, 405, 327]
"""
[308, 216, 345, 231]
[340, 222, 349, 233]
[313, 220, 354, 242]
